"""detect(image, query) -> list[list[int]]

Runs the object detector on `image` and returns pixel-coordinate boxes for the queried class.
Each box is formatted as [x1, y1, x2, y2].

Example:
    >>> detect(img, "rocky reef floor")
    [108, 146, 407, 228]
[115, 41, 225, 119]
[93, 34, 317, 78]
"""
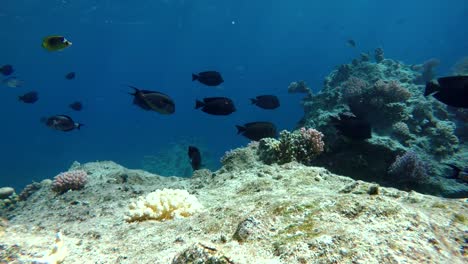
[0, 159, 467, 263]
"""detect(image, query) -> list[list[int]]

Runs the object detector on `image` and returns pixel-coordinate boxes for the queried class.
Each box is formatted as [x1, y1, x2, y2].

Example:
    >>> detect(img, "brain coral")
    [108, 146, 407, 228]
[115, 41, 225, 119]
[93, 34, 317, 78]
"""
[126, 188, 204, 222]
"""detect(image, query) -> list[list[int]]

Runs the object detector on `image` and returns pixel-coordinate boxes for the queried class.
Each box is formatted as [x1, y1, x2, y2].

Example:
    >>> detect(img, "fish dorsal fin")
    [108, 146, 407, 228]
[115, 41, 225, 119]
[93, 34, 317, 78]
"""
[57, 114, 73, 120]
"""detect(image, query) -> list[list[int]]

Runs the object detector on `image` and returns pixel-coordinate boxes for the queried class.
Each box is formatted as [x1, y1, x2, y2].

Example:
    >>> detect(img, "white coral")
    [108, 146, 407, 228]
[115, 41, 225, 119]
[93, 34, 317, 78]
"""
[125, 188, 203, 222]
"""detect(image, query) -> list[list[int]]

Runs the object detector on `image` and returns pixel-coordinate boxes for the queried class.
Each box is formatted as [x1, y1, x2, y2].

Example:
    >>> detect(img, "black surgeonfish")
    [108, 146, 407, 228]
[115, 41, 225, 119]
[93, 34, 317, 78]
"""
[192, 71, 224, 86]
[425, 76, 468, 108]
[330, 112, 371, 140]
[18, 91, 38, 104]
[195, 97, 235, 115]
[43, 115, 82, 132]
[0, 64, 14, 76]
[250, 95, 280, 109]
[188, 146, 202, 170]
[129, 86, 175, 114]
[65, 72, 76, 80]
[69, 101, 83, 111]
[236, 122, 277, 141]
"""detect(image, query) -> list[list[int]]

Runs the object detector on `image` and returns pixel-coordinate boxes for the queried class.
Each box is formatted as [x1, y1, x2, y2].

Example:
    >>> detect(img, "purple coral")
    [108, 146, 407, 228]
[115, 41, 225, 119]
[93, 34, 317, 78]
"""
[388, 151, 428, 185]
[299, 127, 325, 155]
[342, 76, 369, 102]
[52, 170, 88, 193]
[371, 80, 411, 105]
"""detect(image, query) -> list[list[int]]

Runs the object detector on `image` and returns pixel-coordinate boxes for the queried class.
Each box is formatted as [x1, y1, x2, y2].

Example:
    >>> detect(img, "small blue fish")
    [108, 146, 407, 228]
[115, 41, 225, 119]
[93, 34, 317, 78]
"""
[3, 76, 23, 88]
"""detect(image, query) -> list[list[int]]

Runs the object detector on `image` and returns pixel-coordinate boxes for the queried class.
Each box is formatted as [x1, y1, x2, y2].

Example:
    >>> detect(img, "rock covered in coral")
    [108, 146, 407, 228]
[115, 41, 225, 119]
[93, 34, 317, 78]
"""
[0, 187, 14, 199]
[287, 80, 311, 94]
[257, 128, 324, 165]
[51, 170, 88, 194]
[299, 53, 466, 197]
[18, 182, 42, 201]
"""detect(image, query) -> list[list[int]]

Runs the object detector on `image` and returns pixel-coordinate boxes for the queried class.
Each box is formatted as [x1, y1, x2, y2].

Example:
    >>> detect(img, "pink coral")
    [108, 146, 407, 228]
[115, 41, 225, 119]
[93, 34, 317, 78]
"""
[52, 170, 88, 193]
[299, 127, 325, 155]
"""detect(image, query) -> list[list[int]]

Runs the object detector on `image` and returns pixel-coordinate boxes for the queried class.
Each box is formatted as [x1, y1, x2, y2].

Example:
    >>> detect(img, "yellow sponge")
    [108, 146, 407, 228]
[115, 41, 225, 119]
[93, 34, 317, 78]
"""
[125, 188, 204, 222]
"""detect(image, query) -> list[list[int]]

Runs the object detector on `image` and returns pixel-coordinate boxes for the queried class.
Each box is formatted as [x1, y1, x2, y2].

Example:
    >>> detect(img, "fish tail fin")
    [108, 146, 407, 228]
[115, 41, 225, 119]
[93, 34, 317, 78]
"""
[443, 163, 461, 179]
[192, 73, 198, 81]
[76, 123, 84, 130]
[236, 125, 246, 134]
[128, 85, 139, 95]
[250, 98, 257, 105]
[18, 96, 23, 101]
[424, 81, 439, 96]
[195, 100, 204, 109]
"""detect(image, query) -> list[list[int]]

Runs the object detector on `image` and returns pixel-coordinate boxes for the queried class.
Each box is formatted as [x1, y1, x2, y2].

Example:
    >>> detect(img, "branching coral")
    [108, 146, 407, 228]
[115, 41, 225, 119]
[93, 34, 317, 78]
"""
[258, 128, 324, 165]
[125, 188, 204, 222]
[388, 151, 429, 185]
[51, 170, 87, 194]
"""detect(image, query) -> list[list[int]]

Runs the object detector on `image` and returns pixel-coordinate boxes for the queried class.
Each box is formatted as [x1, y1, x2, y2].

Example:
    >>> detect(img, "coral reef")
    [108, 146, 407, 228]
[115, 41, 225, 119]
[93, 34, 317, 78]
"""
[299, 50, 466, 197]
[257, 128, 324, 165]
[126, 188, 204, 222]
[51, 170, 88, 194]
[287, 80, 311, 94]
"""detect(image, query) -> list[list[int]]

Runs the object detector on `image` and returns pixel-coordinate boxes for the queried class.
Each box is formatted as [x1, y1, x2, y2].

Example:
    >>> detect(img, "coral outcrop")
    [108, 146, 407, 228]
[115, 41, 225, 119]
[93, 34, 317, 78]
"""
[298, 51, 466, 197]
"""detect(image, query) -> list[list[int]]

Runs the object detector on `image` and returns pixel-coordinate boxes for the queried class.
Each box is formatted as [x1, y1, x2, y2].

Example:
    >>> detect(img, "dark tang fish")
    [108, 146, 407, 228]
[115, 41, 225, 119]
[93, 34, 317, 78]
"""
[195, 97, 235, 115]
[250, 95, 280, 109]
[425, 76, 468, 108]
[236, 122, 277, 141]
[188, 146, 202, 170]
[192, 71, 224, 86]
[44, 115, 82, 132]
[129, 86, 175, 114]
[330, 113, 371, 140]
[69, 101, 83, 111]
[65, 72, 76, 80]
[0, 64, 14, 76]
[18, 91, 38, 104]
[347, 39, 356, 47]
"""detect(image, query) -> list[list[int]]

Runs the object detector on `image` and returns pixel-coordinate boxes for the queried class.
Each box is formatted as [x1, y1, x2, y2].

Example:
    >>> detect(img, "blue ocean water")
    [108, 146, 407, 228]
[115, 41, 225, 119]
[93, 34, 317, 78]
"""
[0, 0, 467, 190]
